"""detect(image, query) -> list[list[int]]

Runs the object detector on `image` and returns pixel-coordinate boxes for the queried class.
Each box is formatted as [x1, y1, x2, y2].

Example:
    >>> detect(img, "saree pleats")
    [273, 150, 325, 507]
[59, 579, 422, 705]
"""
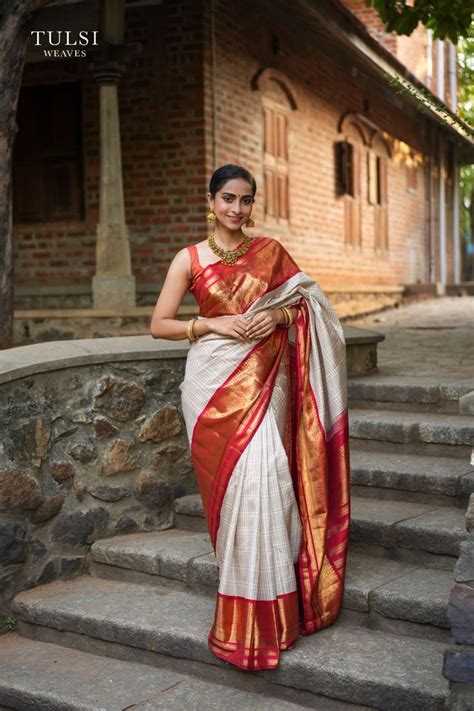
[180, 236, 350, 670]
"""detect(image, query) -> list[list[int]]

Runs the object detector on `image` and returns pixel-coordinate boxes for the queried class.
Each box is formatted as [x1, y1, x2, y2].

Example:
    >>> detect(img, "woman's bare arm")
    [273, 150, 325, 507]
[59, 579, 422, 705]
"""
[149, 249, 213, 340]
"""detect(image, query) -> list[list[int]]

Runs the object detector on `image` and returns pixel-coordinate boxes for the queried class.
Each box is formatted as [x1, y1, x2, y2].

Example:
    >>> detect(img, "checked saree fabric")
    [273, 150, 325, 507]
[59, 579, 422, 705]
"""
[179, 236, 350, 671]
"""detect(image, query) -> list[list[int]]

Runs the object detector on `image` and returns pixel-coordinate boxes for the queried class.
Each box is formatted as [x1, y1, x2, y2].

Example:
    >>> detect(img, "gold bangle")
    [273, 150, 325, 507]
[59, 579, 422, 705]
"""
[279, 307, 289, 327]
[280, 307, 292, 327]
[186, 318, 198, 342]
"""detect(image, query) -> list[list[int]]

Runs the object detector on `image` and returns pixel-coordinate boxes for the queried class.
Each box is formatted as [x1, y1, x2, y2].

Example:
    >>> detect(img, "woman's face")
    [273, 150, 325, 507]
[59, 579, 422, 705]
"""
[208, 178, 254, 231]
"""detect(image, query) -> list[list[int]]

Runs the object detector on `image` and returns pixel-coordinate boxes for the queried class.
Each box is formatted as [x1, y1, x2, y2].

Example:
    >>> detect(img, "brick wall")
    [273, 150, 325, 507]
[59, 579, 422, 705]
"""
[202, 0, 435, 289]
[14, 1, 206, 303]
[14, 0, 455, 305]
[341, 1, 429, 86]
[341, 0, 398, 54]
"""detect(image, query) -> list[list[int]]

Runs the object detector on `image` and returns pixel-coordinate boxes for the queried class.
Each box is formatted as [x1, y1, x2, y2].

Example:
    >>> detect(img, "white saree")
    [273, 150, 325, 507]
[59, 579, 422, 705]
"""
[179, 236, 350, 670]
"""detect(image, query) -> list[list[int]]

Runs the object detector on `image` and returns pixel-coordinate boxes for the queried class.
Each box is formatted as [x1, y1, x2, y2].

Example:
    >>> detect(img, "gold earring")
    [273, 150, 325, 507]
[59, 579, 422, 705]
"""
[245, 217, 255, 227]
[207, 208, 217, 223]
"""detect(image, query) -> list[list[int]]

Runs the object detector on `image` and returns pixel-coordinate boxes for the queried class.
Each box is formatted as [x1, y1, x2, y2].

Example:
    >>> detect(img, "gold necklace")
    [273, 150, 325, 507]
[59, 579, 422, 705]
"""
[207, 232, 252, 266]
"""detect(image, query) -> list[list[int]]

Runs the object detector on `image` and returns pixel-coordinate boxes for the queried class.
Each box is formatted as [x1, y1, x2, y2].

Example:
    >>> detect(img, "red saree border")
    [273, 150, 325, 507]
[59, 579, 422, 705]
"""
[291, 300, 350, 635]
[191, 326, 289, 549]
[208, 590, 300, 671]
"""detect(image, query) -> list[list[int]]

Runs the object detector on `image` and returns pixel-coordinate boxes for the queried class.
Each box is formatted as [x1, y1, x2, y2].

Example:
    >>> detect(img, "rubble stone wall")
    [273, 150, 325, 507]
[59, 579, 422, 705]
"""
[0, 339, 195, 620]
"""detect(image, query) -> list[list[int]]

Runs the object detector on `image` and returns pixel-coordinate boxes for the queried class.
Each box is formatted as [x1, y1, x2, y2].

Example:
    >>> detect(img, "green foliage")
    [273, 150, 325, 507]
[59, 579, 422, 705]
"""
[383, 72, 474, 136]
[457, 29, 474, 127]
[364, 0, 474, 44]
[457, 25, 474, 270]
[3, 617, 17, 631]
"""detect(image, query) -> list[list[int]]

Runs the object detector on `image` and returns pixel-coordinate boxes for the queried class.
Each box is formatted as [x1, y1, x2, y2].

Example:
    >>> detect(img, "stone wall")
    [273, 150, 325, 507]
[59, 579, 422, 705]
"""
[443, 391, 474, 708]
[0, 337, 195, 621]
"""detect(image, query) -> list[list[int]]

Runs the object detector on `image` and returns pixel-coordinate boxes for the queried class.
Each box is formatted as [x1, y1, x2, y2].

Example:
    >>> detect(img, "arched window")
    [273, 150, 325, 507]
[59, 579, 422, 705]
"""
[252, 68, 297, 224]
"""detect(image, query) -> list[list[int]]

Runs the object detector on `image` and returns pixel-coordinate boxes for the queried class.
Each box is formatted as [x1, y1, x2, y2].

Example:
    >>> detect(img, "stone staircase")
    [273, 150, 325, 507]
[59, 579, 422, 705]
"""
[2, 376, 473, 710]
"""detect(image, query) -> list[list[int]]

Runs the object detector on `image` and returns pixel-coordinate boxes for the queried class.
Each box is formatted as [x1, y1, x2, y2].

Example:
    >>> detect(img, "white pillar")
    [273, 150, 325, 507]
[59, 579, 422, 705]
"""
[437, 39, 445, 102]
[92, 0, 136, 311]
[92, 68, 136, 311]
[439, 137, 447, 285]
[452, 145, 461, 284]
[448, 42, 458, 112]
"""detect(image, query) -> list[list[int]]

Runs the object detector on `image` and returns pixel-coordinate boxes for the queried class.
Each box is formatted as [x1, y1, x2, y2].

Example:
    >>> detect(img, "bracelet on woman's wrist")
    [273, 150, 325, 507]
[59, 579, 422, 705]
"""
[279, 306, 294, 327]
[186, 318, 198, 342]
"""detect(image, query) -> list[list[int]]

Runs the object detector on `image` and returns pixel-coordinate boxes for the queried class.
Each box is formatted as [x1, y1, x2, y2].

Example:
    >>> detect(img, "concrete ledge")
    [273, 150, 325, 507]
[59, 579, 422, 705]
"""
[0, 326, 384, 384]
[0, 335, 186, 385]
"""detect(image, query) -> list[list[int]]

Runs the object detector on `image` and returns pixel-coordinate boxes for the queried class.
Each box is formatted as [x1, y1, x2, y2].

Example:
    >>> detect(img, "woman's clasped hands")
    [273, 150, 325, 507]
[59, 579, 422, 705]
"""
[210, 309, 280, 343]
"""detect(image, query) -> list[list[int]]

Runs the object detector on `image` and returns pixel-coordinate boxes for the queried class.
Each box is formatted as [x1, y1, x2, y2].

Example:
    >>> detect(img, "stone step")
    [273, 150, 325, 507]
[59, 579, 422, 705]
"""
[349, 408, 474, 459]
[348, 376, 474, 414]
[173, 494, 468, 564]
[349, 449, 474, 506]
[0, 634, 324, 711]
[90, 529, 454, 641]
[12, 576, 451, 711]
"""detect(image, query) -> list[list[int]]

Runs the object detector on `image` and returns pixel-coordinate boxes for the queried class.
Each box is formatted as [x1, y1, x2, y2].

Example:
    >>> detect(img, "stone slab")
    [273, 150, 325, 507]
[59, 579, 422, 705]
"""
[0, 633, 182, 710]
[343, 552, 417, 612]
[395, 508, 468, 556]
[11, 576, 449, 711]
[91, 529, 214, 583]
[267, 624, 449, 711]
[349, 377, 443, 404]
[0, 635, 320, 711]
[349, 450, 474, 496]
[442, 380, 474, 401]
[349, 376, 474, 405]
[370, 567, 454, 627]
[459, 391, 474, 415]
[342, 325, 385, 345]
[349, 498, 438, 547]
[133, 676, 332, 710]
[349, 409, 474, 446]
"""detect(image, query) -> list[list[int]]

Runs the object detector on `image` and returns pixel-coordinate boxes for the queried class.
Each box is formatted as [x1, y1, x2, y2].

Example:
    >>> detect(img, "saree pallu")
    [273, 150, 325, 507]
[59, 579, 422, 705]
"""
[179, 236, 350, 671]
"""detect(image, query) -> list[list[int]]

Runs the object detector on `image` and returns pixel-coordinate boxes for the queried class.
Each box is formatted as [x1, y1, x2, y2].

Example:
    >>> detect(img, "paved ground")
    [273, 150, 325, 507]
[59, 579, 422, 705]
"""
[348, 296, 474, 381]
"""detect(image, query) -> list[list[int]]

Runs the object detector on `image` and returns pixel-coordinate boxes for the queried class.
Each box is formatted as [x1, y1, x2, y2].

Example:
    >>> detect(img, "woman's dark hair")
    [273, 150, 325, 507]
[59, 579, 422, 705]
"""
[209, 164, 257, 198]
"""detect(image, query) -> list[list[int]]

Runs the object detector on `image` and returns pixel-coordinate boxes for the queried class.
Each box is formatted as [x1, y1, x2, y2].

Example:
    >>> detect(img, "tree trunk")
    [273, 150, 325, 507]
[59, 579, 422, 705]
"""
[0, 0, 51, 349]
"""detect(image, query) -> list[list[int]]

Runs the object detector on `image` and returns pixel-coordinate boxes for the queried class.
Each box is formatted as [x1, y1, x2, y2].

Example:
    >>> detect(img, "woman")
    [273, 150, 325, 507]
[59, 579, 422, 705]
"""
[150, 164, 350, 671]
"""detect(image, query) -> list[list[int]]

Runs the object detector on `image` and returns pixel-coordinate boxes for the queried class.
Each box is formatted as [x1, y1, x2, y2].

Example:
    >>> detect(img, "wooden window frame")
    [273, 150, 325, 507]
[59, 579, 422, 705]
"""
[338, 139, 362, 249]
[262, 97, 290, 226]
[374, 154, 388, 253]
[12, 81, 85, 225]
